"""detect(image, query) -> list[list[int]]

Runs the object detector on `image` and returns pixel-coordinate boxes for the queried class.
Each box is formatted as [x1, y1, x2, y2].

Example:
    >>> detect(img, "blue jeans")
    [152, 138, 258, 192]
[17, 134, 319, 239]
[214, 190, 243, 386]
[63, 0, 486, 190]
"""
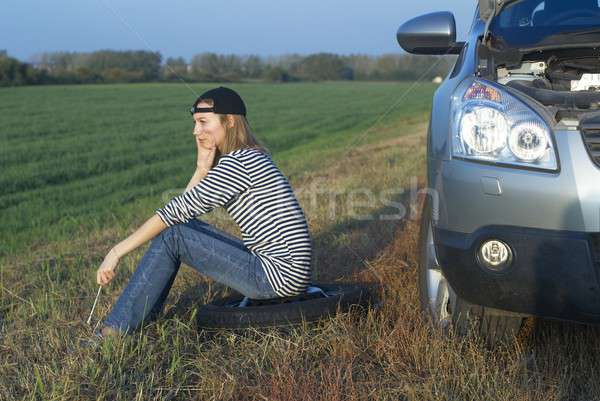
[99, 218, 278, 335]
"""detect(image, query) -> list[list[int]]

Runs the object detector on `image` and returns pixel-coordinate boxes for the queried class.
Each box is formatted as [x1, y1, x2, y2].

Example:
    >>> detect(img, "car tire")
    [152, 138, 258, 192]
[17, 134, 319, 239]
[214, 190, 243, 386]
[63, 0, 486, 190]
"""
[418, 196, 524, 347]
[197, 282, 375, 330]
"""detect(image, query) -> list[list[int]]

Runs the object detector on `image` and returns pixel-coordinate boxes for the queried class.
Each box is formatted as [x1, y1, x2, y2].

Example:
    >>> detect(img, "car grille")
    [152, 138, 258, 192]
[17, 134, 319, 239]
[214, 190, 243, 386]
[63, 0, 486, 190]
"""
[579, 122, 600, 168]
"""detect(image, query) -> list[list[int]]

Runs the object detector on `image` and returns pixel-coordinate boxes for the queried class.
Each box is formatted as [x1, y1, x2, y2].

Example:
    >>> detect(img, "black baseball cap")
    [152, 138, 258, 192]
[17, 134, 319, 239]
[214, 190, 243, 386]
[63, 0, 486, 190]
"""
[190, 86, 247, 116]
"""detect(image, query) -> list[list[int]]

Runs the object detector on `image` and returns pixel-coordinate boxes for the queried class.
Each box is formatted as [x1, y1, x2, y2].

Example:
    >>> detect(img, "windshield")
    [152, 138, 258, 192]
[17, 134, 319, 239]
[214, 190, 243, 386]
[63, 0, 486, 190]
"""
[489, 0, 600, 49]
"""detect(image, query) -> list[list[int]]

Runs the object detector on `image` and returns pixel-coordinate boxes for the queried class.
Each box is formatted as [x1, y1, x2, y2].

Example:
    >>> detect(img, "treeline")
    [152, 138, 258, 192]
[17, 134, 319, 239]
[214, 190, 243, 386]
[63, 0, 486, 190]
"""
[0, 50, 454, 87]
[0, 51, 49, 86]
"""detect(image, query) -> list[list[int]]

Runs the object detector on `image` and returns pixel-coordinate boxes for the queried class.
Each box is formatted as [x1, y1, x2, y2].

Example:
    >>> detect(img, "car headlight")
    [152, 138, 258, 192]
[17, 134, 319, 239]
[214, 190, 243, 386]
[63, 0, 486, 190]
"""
[451, 80, 558, 171]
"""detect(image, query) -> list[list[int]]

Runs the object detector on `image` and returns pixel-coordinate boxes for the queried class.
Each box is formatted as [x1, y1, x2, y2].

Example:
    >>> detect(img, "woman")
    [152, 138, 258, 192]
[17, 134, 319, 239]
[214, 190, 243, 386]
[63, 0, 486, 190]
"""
[94, 86, 313, 338]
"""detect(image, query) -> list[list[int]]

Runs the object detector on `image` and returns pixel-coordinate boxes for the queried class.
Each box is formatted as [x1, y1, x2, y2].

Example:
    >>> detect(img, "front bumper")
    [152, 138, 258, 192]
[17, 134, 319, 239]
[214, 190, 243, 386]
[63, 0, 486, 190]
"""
[435, 225, 600, 324]
[433, 128, 600, 323]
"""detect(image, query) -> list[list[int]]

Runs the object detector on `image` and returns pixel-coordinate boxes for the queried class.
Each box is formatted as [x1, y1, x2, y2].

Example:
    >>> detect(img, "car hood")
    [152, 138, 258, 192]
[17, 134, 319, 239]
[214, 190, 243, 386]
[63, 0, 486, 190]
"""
[479, 0, 600, 52]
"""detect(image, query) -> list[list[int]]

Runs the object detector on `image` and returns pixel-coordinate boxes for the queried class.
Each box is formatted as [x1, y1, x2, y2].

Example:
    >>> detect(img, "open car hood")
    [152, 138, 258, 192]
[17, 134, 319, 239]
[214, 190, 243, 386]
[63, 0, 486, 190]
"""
[479, 0, 521, 21]
[479, 0, 600, 53]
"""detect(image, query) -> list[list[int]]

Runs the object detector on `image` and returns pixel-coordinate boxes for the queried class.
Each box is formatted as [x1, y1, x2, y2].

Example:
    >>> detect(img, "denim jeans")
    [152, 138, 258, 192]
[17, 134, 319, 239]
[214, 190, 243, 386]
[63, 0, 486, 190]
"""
[98, 218, 278, 335]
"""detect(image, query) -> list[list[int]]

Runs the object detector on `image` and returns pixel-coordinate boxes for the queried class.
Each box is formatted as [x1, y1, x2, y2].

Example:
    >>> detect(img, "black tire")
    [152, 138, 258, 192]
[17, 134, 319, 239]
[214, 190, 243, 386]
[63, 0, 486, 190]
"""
[418, 196, 524, 347]
[197, 283, 375, 329]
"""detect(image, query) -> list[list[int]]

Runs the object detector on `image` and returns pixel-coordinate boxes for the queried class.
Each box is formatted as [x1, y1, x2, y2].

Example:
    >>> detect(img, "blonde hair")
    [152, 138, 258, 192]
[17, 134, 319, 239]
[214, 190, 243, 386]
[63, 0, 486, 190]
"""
[200, 98, 270, 168]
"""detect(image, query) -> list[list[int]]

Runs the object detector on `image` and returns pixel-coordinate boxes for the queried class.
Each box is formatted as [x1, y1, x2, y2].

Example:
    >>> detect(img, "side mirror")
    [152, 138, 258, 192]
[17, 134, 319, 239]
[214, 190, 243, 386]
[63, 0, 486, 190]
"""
[396, 12, 465, 55]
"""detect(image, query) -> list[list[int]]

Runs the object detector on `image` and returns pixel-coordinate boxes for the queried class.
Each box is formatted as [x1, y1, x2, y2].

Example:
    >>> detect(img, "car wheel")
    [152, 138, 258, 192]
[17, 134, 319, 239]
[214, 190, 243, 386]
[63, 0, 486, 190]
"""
[418, 197, 524, 347]
[197, 282, 375, 330]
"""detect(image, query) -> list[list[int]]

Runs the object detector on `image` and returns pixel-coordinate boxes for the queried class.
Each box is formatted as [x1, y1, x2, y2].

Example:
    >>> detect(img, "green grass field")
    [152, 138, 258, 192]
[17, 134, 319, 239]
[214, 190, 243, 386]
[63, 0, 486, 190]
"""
[0, 81, 432, 258]
[2, 82, 600, 400]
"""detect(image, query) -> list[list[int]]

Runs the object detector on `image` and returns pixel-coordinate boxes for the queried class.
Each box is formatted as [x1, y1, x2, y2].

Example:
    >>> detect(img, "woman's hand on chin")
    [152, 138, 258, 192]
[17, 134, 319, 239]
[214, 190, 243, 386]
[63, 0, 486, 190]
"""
[195, 132, 217, 172]
[96, 248, 120, 286]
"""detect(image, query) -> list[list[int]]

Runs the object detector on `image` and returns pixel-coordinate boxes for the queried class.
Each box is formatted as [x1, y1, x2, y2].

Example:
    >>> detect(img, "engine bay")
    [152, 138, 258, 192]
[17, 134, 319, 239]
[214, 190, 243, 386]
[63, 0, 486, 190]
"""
[493, 52, 600, 123]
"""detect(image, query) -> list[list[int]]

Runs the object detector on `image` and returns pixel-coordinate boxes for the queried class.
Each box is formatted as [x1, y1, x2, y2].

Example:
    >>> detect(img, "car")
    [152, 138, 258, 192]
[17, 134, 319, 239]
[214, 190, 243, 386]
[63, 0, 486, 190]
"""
[396, 0, 600, 346]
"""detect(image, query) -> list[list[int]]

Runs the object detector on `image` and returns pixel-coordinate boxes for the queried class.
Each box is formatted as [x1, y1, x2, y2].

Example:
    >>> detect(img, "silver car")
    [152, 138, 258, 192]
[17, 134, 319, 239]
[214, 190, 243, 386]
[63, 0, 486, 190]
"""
[397, 0, 600, 345]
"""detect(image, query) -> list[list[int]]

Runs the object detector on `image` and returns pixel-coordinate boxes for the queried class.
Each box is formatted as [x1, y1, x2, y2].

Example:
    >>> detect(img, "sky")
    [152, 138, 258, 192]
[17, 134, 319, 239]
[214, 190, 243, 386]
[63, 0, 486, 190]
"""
[1, 0, 476, 62]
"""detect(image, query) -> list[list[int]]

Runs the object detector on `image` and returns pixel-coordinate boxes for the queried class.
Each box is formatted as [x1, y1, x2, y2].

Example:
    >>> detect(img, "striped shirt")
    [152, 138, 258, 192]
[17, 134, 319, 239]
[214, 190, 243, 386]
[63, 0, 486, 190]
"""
[155, 147, 313, 297]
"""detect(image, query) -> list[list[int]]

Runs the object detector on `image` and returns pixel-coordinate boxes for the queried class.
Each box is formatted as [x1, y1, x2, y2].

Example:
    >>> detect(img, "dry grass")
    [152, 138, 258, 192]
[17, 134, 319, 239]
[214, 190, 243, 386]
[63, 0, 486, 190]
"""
[2, 121, 600, 401]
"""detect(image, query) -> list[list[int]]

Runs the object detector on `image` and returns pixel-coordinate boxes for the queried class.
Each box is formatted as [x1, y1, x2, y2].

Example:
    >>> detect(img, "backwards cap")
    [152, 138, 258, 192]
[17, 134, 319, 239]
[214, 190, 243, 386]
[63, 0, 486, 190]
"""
[190, 86, 247, 116]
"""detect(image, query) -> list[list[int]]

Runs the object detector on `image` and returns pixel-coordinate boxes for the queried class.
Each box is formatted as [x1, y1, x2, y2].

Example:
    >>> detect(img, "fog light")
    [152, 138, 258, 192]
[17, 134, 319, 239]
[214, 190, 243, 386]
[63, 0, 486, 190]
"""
[477, 239, 513, 271]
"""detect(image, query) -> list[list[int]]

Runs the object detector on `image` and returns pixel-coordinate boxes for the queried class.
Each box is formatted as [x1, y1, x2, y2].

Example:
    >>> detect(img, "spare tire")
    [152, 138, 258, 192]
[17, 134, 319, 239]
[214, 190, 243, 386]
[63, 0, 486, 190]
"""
[197, 282, 376, 329]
